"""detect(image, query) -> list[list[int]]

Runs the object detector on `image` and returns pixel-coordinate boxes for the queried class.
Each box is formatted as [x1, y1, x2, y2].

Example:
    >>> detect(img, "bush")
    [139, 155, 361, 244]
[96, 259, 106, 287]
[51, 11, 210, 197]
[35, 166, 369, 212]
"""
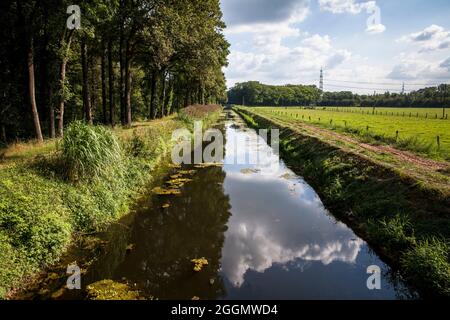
[0, 169, 72, 298]
[0, 232, 26, 298]
[61, 121, 123, 181]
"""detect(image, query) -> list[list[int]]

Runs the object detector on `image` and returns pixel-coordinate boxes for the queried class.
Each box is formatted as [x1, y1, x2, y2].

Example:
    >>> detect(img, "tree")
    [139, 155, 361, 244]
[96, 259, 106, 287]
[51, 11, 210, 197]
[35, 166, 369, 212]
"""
[17, 0, 44, 142]
[0, 0, 229, 143]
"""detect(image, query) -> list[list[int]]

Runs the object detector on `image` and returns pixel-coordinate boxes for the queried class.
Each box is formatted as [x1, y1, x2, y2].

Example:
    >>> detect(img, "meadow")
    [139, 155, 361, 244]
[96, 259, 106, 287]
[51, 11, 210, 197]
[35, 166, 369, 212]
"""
[322, 107, 447, 119]
[252, 107, 450, 160]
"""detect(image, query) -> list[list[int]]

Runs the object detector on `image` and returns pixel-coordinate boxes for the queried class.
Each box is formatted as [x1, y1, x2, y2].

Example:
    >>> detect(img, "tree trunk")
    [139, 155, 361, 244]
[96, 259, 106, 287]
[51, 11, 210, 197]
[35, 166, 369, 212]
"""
[119, 18, 125, 125]
[108, 39, 115, 127]
[49, 86, 55, 138]
[101, 43, 107, 124]
[124, 41, 132, 127]
[200, 85, 205, 105]
[1, 124, 6, 143]
[159, 70, 167, 118]
[164, 75, 174, 116]
[81, 40, 92, 124]
[27, 38, 44, 143]
[150, 71, 159, 119]
[17, 0, 43, 142]
[57, 30, 75, 137]
[40, 3, 51, 138]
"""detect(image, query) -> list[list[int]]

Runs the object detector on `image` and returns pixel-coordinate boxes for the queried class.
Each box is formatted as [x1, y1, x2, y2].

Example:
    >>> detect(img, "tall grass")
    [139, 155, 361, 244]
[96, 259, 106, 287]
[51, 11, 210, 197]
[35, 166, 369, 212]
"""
[401, 238, 450, 296]
[61, 121, 123, 181]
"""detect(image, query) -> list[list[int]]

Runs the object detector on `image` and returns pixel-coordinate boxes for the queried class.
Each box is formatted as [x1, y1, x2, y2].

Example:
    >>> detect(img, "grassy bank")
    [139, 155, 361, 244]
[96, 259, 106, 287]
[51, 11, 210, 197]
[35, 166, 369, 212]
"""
[235, 107, 450, 298]
[0, 105, 222, 299]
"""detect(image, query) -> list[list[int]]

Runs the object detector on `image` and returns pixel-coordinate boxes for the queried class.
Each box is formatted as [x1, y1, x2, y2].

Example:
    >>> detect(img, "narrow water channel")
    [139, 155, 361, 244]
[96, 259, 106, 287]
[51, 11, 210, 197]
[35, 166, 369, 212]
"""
[69, 111, 416, 300]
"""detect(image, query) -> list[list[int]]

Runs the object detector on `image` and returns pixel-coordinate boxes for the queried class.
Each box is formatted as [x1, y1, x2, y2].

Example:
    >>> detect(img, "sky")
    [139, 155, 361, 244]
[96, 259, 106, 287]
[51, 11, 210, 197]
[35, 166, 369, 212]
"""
[220, 0, 450, 94]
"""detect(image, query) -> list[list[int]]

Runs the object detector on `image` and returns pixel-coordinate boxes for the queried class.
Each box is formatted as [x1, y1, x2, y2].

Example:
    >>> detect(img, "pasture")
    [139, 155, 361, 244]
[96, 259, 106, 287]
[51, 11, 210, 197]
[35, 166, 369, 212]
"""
[252, 107, 450, 160]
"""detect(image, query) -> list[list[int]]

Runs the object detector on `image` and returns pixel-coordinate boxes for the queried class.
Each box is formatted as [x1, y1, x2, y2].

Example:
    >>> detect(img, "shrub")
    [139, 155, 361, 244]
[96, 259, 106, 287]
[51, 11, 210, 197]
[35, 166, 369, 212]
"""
[0, 169, 72, 298]
[61, 121, 123, 181]
[0, 232, 26, 298]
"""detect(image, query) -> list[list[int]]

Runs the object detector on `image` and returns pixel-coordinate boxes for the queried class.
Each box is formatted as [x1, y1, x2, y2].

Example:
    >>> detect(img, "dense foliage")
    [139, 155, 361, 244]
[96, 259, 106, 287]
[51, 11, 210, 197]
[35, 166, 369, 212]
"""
[0, 0, 229, 142]
[228, 81, 449, 109]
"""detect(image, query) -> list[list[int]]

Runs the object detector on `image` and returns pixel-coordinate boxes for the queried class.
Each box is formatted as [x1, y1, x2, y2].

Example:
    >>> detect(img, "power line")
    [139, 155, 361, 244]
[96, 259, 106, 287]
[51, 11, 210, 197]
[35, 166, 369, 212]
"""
[326, 79, 446, 86]
[325, 83, 409, 92]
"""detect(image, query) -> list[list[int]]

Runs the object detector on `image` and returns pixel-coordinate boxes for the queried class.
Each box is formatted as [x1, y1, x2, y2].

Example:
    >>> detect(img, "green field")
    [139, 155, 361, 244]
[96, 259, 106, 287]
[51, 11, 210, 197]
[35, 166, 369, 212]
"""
[322, 107, 448, 119]
[251, 107, 450, 160]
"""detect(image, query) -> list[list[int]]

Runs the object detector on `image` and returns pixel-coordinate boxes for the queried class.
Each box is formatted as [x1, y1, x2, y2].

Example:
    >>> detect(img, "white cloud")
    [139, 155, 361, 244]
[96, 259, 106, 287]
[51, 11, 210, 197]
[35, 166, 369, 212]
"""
[399, 25, 450, 52]
[318, 0, 377, 14]
[388, 54, 450, 81]
[225, 33, 352, 87]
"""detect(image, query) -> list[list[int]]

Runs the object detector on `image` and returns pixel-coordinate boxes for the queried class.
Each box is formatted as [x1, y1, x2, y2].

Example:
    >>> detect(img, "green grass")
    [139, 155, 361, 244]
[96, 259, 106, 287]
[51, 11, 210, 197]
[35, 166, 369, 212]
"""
[0, 106, 222, 299]
[252, 107, 450, 160]
[235, 107, 450, 298]
[401, 238, 450, 296]
[322, 107, 448, 119]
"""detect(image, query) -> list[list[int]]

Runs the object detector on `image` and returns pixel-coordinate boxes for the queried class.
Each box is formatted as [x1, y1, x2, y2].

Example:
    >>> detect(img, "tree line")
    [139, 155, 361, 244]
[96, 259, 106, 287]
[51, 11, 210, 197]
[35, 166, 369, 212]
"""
[227, 81, 449, 110]
[227, 81, 321, 106]
[0, 0, 229, 143]
[320, 85, 449, 109]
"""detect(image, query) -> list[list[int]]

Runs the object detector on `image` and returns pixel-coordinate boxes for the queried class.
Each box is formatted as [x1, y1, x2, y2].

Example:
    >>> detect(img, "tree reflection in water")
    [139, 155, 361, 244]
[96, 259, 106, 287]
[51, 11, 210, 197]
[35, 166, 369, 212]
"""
[110, 166, 231, 300]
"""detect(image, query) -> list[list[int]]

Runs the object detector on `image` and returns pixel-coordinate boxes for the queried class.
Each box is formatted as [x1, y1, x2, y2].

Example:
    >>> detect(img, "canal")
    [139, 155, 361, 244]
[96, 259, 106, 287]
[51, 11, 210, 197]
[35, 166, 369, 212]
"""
[61, 111, 416, 300]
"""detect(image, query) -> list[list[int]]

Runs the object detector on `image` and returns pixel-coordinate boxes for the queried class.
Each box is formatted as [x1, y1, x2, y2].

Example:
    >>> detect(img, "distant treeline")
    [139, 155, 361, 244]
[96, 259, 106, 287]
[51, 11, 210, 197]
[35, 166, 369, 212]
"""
[227, 81, 449, 108]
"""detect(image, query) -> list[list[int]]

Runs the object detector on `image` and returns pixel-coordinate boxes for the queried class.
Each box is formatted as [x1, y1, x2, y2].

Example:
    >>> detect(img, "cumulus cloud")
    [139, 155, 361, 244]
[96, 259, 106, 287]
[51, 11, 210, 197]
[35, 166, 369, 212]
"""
[225, 34, 351, 87]
[388, 55, 450, 81]
[399, 25, 450, 52]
